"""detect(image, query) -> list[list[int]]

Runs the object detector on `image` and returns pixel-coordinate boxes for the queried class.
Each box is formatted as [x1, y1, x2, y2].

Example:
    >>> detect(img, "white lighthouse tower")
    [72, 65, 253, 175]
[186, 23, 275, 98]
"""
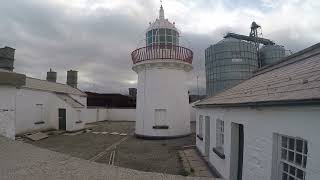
[131, 4, 193, 139]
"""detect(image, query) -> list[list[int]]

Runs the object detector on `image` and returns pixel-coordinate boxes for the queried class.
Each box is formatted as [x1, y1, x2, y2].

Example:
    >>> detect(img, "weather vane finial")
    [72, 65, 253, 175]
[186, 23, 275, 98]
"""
[159, 0, 164, 19]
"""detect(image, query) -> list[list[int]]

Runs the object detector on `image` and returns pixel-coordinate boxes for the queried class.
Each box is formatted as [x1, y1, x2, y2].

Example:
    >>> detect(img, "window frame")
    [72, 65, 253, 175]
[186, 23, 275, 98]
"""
[215, 119, 224, 154]
[197, 115, 203, 140]
[274, 134, 308, 180]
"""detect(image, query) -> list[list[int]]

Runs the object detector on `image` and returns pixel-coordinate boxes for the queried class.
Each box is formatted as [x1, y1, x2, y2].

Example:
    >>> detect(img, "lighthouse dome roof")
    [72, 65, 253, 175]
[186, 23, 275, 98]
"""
[146, 5, 178, 32]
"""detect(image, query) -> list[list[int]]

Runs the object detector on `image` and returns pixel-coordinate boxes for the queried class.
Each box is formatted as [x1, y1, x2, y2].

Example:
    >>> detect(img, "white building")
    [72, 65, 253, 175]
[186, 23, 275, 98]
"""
[195, 43, 320, 180]
[0, 68, 87, 140]
[131, 5, 193, 139]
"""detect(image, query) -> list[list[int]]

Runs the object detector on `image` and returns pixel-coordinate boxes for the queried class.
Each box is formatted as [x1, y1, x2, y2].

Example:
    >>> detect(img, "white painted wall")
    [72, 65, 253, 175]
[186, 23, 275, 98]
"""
[85, 108, 99, 123]
[135, 62, 191, 137]
[0, 86, 17, 139]
[15, 88, 86, 134]
[84, 108, 135, 123]
[190, 101, 198, 122]
[107, 108, 135, 121]
[196, 106, 320, 180]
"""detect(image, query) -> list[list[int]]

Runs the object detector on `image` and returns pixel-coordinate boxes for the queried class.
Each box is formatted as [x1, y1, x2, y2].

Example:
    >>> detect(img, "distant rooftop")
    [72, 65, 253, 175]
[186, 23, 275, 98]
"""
[0, 69, 86, 96]
[196, 43, 320, 107]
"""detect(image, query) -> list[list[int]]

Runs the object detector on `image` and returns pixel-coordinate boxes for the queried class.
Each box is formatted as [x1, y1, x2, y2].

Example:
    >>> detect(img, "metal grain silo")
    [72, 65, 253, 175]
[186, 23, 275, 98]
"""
[205, 37, 258, 96]
[259, 45, 285, 66]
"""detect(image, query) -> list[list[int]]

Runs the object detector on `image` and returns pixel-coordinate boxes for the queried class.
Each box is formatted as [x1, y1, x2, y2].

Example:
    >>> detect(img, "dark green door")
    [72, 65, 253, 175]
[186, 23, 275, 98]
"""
[58, 108, 66, 130]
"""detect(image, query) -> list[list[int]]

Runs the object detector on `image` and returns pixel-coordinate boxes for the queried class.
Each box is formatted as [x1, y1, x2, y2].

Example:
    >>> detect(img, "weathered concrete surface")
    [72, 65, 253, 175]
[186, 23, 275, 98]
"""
[179, 149, 213, 177]
[24, 121, 198, 176]
[0, 136, 214, 180]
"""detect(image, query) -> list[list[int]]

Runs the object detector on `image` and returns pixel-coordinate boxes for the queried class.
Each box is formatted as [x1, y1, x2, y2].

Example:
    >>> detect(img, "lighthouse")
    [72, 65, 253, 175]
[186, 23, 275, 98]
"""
[131, 4, 193, 139]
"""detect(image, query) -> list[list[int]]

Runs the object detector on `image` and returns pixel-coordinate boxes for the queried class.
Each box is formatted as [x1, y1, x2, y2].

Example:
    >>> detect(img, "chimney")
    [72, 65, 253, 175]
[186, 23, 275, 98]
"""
[0, 46, 15, 71]
[46, 68, 57, 82]
[66, 70, 78, 88]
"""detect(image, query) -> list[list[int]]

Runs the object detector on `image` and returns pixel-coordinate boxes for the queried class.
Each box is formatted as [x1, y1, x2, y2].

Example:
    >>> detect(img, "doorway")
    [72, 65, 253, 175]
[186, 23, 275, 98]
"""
[229, 123, 244, 180]
[204, 116, 211, 157]
[58, 108, 66, 130]
[155, 109, 167, 126]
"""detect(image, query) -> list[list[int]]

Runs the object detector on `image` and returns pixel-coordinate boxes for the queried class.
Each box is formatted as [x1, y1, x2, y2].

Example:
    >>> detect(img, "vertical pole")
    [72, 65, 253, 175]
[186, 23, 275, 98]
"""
[197, 75, 199, 100]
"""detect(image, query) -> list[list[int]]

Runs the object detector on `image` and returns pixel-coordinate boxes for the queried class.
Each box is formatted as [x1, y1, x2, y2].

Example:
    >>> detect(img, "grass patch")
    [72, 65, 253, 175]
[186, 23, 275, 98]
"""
[190, 168, 195, 173]
[179, 169, 190, 176]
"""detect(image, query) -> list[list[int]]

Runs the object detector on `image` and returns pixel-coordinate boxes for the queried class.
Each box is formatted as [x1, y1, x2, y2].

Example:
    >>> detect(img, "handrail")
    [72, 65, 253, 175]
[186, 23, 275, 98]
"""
[131, 45, 193, 64]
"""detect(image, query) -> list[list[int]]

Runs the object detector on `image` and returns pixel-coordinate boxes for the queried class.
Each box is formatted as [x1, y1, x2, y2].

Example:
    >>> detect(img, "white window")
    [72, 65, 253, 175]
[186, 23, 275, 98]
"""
[276, 134, 308, 180]
[77, 110, 81, 122]
[198, 115, 203, 138]
[155, 109, 167, 126]
[35, 104, 43, 122]
[216, 119, 224, 153]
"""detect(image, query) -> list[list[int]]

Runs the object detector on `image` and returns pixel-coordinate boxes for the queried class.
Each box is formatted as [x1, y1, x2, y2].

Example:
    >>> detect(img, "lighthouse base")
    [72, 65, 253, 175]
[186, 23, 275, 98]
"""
[134, 132, 191, 140]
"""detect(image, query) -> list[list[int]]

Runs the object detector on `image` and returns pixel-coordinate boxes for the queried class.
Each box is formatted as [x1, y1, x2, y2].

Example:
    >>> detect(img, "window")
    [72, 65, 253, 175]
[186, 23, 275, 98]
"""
[35, 104, 44, 123]
[146, 28, 179, 46]
[216, 119, 224, 153]
[197, 115, 203, 140]
[277, 135, 308, 180]
[154, 109, 167, 126]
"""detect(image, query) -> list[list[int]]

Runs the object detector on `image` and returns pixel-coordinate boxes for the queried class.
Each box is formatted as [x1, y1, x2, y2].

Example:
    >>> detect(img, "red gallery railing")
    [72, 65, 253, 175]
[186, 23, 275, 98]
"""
[131, 45, 193, 64]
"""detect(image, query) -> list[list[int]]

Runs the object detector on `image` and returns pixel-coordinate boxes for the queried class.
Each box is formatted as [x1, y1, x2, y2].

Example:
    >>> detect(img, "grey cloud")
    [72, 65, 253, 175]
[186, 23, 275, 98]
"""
[0, 0, 318, 96]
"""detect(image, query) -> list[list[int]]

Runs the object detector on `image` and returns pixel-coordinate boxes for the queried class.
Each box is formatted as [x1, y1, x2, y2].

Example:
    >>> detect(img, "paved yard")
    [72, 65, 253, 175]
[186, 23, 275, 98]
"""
[24, 121, 135, 160]
[0, 136, 215, 180]
[22, 121, 212, 177]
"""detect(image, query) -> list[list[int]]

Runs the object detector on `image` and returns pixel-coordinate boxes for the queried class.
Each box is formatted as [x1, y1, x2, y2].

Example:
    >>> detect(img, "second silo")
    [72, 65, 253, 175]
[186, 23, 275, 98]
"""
[205, 37, 258, 96]
[259, 44, 285, 66]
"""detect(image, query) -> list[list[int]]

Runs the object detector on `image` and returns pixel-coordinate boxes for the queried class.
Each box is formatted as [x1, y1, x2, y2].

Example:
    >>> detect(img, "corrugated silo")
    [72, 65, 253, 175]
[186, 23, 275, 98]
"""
[67, 70, 78, 88]
[259, 45, 285, 66]
[205, 37, 258, 96]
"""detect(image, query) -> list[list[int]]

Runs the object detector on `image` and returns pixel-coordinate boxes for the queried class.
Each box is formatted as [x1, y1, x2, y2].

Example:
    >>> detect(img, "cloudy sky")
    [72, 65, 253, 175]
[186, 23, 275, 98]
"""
[1, 0, 319, 94]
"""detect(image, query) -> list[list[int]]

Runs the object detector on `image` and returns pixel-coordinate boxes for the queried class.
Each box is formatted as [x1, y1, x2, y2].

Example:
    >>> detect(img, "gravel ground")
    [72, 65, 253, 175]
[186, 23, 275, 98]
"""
[0, 136, 215, 180]
[24, 121, 135, 160]
[112, 133, 195, 175]
[23, 121, 197, 176]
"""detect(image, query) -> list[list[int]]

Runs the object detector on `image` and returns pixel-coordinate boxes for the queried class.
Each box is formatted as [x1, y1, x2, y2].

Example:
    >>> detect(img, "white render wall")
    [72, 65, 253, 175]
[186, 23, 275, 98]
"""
[0, 86, 17, 139]
[196, 105, 320, 180]
[190, 102, 198, 122]
[107, 108, 135, 121]
[15, 88, 86, 134]
[84, 108, 136, 123]
[135, 64, 190, 137]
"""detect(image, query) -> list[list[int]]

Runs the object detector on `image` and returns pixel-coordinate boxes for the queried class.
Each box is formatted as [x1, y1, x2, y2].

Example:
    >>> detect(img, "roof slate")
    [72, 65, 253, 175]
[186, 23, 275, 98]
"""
[24, 77, 86, 96]
[196, 43, 320, 107]
[56, 93, 85, 108]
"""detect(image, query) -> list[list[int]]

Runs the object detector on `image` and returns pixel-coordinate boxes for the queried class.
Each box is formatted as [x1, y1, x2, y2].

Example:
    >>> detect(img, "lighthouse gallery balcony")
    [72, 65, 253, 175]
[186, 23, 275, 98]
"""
[131, 45, 193, 64]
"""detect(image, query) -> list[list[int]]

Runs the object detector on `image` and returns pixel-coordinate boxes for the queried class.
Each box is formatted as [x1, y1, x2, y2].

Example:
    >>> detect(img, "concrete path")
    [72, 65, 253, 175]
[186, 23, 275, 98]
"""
[0, 136, 214, 180]
[179, 149, 216, 178]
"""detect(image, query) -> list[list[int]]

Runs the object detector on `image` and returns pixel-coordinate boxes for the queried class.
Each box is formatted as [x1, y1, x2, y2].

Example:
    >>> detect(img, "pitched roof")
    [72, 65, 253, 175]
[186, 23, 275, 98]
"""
[56, 93, 85, 108]
[24, 77, 86, 96]
[0, 69, 86, 96]
[196, 43, 320, 107]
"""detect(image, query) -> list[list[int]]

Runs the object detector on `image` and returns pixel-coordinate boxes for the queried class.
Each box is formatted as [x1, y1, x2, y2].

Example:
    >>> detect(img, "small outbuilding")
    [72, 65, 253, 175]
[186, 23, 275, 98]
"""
[0, 69, 87, 139]
[195, 43, 320, 180]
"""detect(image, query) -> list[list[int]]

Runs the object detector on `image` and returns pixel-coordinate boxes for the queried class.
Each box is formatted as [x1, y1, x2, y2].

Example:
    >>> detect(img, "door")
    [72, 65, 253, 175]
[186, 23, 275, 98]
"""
[230, 123, 244, 180]
[58, 108, 66, 130]
[155, 109, 167, 126]
[205, 116, 211, 157]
